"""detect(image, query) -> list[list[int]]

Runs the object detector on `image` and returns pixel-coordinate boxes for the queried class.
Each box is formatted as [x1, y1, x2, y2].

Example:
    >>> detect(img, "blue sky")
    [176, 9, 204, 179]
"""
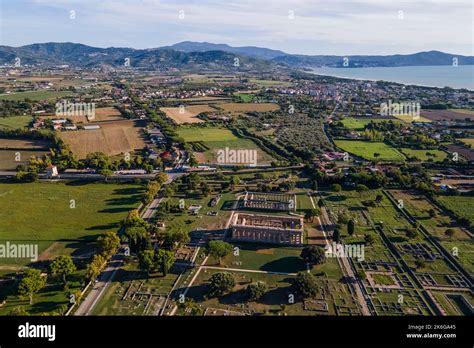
[0, 0, 472, 55]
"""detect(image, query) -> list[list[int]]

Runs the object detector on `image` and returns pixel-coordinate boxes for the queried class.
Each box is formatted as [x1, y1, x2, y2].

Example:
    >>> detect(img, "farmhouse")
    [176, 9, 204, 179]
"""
[230, 213, 304, 245]
[242, 192, 296, 212]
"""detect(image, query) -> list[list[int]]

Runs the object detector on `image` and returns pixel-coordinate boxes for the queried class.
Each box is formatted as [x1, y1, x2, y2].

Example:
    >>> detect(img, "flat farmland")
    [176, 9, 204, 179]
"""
[59, 120, 147, 159]
[0, 90, 74, 101]
[217, 102, 280, 113]
[176, 126, 274, 164]
[0, 138, 50, 149]
[399, 148, 448, 161]
[0, 182, 144, 266]
[0, 150, 49, 170]
[392, 114, 431, 123]
[460, 138, 474, 147]
[0, 116, 32, 129]
[160, 105, 216, 124]
[341, 117, 401, 130]
[421, 109, 474, 121]
[91, 106, 123, 122]
[445, 144, 474, 161]
[334, 140, 405, 162]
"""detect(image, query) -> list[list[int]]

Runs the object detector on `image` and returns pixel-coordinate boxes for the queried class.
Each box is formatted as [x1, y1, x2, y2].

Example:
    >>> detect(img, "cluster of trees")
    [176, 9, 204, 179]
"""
[138, 249, 175, 276]
[17, 254, 77, 306]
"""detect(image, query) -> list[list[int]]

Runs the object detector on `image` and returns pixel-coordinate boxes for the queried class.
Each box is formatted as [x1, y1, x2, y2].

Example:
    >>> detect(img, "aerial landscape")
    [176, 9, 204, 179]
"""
[0, 0, 472, 346]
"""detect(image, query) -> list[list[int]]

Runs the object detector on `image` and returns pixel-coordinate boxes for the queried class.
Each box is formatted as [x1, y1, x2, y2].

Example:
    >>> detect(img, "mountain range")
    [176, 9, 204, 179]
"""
[1, 42, 472, 70]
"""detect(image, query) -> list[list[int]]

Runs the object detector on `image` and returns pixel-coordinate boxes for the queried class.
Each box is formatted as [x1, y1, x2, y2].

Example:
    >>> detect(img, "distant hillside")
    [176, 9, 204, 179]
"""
[0, 42, 278, 72]
[165, 42, 474, 67]
[166, 41, 288, 60]
[273, 50, 474, 67]
[0, 42, 472, 70]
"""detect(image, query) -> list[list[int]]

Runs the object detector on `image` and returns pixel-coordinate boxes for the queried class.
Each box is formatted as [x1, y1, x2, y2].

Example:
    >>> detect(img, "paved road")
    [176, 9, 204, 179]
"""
[74, 252, 125, 316]
[74, 195, 164, 316]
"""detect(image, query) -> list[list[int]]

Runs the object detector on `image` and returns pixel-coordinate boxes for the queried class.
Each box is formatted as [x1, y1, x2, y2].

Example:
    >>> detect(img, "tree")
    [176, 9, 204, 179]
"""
[415, 259, 425, 269]
[207, 240, 233, 265]
[230, 176, 240, 190]
[331, 184, 342, 192]
[317, 198, 324, 208]
[405, 228, 417, 239]
[246, 281, 267, 301]
[304, 208, 320, 222]
[49, 255, 76, 285]
[444, 228, 455, 238]
[293, 272, 318, 298]
[155, 172, 168, 185]
[356, 184, 369, 195]
[86, 254, 107, 281]
[208, 272, 235, 297]
[300, 246, 326, 265]
[428, 209, 436, 218]
[364, 234, 375, 246]
[98, 168, 113, 182]
[138, 250, 155, 275]
[332, 228, 341, 243]
[375, 194, 383, 205]
[97, 231, 121, 259]
[125, 226, 150, 253]
[162, 230, 190, 250]
[347, 219, 355, 236]
[18, 269, 46, 305]
[154, 249, 175, 276]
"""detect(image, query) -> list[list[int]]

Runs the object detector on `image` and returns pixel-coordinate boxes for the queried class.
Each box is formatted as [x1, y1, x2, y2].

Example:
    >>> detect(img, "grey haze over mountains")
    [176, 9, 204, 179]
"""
[0, 42, 472, 70]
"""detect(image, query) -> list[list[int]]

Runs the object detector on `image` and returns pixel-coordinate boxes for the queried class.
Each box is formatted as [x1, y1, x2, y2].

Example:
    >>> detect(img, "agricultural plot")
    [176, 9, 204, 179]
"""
[445, 144, 474, 161]
[392, 114, 431, 123]
[421, 109, 474, 121]
[0, 182, 144, 266]
[0, 138, 51, 170]
[460, 138, 474, 147]
[217, 103, 279, 114]
[90, 107, 123, 122]
[176, 126, 274, 164]
[0, 149, 49, 170]
[399, 148, 448, 162]
[59, 119, 147, 159]
[0, 90, 74, 101]
[0, 116, 32, 129]
[249, 79, 291, 87]
[341, 117, 400, 130]
[334, 140, 405, 162]
[160, 105, 216, 124]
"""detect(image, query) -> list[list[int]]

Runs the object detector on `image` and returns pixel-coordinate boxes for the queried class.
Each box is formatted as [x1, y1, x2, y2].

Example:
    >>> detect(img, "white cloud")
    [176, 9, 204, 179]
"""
[1, 0, 472, 55]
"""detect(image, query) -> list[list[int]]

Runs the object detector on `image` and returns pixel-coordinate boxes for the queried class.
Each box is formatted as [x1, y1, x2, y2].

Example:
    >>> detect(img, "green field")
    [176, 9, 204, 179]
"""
[341, 117, 401, 130]
[334, 140, 405, 162]
[399, 148, 448, 162]
[0, 181, 144, 266]
[177, 126, 274, 164]
[0, 90, 74, 101]
[0, 116, 32, 129]
[460, 138, 474, 147]
[234, 93, 254, 102]
[437, 195, 474, 226]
